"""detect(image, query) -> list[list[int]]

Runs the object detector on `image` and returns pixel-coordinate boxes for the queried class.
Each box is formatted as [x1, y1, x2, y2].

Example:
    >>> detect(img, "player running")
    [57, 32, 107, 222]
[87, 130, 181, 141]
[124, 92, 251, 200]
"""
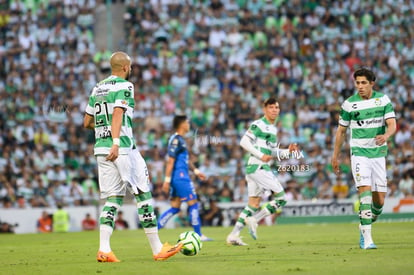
[227, 97, 298, 245]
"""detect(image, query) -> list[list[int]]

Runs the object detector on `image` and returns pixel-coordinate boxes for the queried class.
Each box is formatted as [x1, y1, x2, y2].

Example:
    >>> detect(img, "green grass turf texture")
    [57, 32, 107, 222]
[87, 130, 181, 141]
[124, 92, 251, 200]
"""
[1, 222, 413, 275]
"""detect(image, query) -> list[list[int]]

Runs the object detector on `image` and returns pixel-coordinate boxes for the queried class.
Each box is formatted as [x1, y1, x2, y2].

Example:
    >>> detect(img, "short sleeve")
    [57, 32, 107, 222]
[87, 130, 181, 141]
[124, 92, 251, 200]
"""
[114, 83, 134, 109]
[167, 136, 181, 158]
[338, 102, 351, 127]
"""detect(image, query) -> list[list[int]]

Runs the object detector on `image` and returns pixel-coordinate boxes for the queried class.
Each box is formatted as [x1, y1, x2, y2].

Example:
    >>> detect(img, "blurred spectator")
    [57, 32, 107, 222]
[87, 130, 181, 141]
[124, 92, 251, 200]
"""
[318, 180, 334, 200]
[387, 181, 404, 199]
[53, 203, 70, 233]
[81, 213, 97, 231]
[301, 180, 318, 201]
[199, 184, 223, 226]
[37, 210, 52, 233]
[0, 0, 413, 212]
[173, 211, 190, 228]
[398, 171, 414, 197]
[332, 178, 349, 199]
[115, 211, 129, 230]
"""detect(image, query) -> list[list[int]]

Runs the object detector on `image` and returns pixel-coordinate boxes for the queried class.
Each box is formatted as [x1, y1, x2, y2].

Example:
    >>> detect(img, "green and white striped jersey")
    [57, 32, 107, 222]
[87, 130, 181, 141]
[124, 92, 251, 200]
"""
[244, 117, 278, 174]
[339, 91, 395, 158]
[85, 75, 134, 155]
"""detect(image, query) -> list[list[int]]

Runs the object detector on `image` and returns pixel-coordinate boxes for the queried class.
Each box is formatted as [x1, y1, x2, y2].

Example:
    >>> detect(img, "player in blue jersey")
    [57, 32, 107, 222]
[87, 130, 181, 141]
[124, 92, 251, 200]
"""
[158, 115, 212, 241]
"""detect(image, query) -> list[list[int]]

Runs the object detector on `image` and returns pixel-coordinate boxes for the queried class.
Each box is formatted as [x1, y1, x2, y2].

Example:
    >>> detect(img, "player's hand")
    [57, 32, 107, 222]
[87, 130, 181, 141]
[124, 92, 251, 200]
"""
[331, 157, 340, 175]
[374, 135, 388, 145]
[106, 145, 119, 161]
[196, 172, 207, 181]
[162, 182, 170, 194]
[261, 154, 272, 162]
[288, 143, 299, 153]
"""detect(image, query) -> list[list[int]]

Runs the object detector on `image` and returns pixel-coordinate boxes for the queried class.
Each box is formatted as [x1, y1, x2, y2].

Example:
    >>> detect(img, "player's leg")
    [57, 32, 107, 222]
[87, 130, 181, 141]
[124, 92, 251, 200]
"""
[187, 199, 201, 236]
[371, 192, 385, 222]
[96, 156, 125, 262]
[97, 196, 123, 262]
[371, 157, 387, 222]
[128, 150, 182, 260]
[227, 175, 260, 245]
[227, 196, 259, 245]
[158, 197, 181, 229]
[245, 170, 286, 239]
[352, 156, 376, 249]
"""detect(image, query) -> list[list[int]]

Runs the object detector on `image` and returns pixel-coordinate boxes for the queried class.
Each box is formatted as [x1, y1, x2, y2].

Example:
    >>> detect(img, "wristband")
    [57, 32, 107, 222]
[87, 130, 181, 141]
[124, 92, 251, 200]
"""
[113, 138, 120, 146]
[164, 176, 171, 183]
[194, 168, 201, 176]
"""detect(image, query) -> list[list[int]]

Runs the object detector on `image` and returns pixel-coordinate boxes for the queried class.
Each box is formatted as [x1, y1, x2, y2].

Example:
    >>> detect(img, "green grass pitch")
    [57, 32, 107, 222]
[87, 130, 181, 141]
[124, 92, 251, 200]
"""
[1, 222, 413, 275]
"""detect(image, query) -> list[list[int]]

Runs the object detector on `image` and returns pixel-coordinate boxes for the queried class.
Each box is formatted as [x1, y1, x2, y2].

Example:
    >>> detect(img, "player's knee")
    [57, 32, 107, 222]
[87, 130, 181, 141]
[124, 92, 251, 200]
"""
[359, 194, 372, 205]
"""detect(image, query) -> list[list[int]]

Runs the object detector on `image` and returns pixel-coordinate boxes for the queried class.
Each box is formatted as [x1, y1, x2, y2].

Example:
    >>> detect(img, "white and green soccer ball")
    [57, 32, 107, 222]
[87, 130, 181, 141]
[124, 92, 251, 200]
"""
[177, 231, 202, 256]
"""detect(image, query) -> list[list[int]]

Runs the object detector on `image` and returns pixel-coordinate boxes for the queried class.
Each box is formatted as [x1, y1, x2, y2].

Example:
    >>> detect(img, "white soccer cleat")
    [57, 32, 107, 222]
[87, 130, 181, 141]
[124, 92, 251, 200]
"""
[246, 217, 258, 240]
[359, 225, 377, 249]
[200, 235, 213, 241]
[226, 234, 248, 246]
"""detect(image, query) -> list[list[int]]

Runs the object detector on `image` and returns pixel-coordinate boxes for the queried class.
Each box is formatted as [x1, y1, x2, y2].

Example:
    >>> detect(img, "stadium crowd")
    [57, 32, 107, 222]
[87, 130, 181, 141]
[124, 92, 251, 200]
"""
[0, 0, 413, 219]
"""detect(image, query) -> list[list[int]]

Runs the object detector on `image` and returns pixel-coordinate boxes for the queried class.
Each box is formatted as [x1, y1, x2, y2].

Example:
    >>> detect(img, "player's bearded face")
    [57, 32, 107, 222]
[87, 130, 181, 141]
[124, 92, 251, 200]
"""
[124, 64, 132, 80]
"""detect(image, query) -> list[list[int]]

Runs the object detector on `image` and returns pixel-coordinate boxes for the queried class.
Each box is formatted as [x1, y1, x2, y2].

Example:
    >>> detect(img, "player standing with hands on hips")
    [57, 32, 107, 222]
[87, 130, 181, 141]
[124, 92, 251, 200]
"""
[157, 115, 212, 241]
[227, 97, 298, 246]
[84, 51, 182, 262]
[332, 68, 396, 249]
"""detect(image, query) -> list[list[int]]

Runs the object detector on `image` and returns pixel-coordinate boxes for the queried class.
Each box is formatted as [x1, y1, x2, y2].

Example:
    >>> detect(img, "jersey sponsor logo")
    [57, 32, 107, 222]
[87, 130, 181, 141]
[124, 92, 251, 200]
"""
[364, 118, 383, 125]
[96, 88, 110, 97]
[98, 80, 116, 86]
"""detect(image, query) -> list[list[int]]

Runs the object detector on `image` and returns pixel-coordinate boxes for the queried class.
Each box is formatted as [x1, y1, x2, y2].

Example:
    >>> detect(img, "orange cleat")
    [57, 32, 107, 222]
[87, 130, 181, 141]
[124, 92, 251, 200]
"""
[153, 242, 183, 261]
[97, 251, 120, 263]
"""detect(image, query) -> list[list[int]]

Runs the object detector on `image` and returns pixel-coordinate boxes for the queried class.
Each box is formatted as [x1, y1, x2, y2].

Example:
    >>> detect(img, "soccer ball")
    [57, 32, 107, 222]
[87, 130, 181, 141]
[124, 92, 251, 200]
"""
[177, 231, 202, 256]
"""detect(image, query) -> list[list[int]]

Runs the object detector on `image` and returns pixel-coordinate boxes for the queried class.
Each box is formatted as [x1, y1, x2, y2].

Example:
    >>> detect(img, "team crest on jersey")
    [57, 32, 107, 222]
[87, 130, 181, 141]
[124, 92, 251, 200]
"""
[355, 173, 361, 182]
[172, 138, 178, 145]
[374, 98, 381, 106]
[121, 100, 128, 106]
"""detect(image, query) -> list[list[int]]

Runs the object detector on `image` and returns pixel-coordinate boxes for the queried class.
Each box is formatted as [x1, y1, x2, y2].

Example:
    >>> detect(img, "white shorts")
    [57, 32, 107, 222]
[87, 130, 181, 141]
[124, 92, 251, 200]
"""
[97, 149, 151, 199]
[246, 168, 284, 197]
[351, 155, 387, 193]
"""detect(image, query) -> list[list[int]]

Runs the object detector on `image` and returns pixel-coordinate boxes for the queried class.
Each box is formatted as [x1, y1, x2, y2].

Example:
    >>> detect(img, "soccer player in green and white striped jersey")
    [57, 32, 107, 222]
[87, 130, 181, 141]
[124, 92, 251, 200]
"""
[84, 52, 182, 262]
[332, 68, 396, 249]
[226, 97, 298, 246]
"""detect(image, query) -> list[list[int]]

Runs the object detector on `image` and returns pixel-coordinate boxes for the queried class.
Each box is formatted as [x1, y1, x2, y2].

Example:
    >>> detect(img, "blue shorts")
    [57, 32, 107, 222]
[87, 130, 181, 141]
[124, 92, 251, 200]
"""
[170, 179, 197, 202]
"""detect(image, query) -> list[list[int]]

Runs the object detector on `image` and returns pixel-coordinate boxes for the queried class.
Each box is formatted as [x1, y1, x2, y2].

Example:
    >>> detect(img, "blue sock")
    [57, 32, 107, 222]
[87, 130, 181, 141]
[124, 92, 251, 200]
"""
[188, 203, 202, 236]
[157, 207, 180, 229]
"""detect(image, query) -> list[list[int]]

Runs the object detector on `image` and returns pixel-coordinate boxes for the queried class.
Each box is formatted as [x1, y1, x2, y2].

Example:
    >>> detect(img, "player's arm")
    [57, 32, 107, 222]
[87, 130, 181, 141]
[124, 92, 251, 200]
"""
[162, 156, 175, 194]
[106, 107, 124, 162]
[331, 125, 348, 175]
[189, 162, 206, 181]
[83, 113, 94, 129]
[375, 117, 396, 145]
[240, 134, 272, 162]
